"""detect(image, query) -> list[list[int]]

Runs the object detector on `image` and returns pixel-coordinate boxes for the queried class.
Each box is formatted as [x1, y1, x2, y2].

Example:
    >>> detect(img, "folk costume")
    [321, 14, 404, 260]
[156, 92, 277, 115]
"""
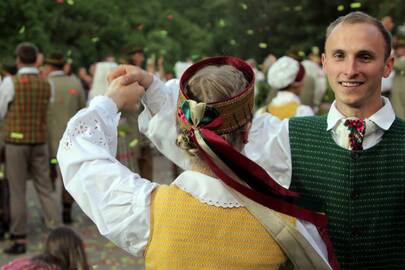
[245, 97, 405, 270]
[257, 56, 313, 119]
[0, 67, 60, 246]
[58, 57, 338, 269]
[46, 53, 86, 224]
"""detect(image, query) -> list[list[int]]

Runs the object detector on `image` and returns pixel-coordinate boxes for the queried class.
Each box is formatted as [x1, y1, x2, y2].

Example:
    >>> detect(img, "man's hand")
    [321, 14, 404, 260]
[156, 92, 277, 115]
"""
[107, 64, 153, 89]
[106, 76, 145, 111]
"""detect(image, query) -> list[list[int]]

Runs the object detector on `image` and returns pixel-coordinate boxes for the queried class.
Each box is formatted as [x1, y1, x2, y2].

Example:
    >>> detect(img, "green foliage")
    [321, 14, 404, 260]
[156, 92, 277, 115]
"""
[0, 0, 401, 68]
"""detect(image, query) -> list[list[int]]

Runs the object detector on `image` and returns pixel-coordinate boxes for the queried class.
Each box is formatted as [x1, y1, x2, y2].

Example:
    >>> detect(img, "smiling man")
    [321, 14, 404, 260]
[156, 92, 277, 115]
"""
[248, 12, 403, 269]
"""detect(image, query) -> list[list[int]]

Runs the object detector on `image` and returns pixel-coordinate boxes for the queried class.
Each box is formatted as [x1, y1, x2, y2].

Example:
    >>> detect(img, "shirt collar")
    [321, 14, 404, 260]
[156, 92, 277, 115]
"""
[17, 67, 39, 75]
[173, 170, 242, 208]
[326, 96, 395, 131]
[48, 70, 65, 77]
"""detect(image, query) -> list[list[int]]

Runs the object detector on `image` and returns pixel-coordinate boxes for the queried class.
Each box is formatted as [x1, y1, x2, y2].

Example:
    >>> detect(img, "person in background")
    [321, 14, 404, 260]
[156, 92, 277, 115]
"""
[127, 47, 154, 179]
[1, 226, 90, 270]
[88, 61, 117, 101]
[302, 48, 328, 113]
[42, 52, 86, 224]
[256, 56, 313, 119]
[0, 42, 61, 255]
[390, 36, 405, 119]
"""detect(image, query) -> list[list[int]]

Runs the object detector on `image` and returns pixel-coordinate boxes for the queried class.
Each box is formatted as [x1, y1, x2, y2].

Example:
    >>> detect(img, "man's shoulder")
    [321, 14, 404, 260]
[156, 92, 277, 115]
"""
[391, 117, 405, 131]
[50, 75, 84, 90]
[289, 114, 327, 125]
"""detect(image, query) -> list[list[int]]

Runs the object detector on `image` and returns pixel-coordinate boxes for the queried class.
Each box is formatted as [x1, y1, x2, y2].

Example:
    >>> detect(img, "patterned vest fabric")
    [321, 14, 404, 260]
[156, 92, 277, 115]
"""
[145, 185, 295, 270]
[4, 75, 50, 144]
[289, 115, 405, 270]
[47, 75, 85, 157]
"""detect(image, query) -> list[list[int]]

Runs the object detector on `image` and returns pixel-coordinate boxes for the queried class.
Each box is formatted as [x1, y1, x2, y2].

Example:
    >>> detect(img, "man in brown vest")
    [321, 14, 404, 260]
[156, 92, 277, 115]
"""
[0, 42, 61, 254]
[43, 52, 86, 224]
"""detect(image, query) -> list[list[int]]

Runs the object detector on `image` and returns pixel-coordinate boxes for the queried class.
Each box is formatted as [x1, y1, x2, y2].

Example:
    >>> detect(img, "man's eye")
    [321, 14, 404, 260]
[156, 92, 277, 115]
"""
[360, 54, 373, 62]
[333, 53, 344, 60]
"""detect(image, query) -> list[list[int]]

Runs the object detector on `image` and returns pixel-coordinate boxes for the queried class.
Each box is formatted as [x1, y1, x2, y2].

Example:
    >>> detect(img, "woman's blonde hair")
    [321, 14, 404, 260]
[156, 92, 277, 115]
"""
[176, 65, 249, 157]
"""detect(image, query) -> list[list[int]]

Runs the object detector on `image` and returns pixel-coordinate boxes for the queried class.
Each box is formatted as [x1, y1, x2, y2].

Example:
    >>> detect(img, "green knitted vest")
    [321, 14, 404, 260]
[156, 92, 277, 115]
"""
[4, 75, 50, 144]
[289, 116, 405, 270]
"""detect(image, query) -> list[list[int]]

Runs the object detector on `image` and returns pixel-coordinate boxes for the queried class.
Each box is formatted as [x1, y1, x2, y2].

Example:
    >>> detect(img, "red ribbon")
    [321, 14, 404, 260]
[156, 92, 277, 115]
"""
[177, 107, 340, 270]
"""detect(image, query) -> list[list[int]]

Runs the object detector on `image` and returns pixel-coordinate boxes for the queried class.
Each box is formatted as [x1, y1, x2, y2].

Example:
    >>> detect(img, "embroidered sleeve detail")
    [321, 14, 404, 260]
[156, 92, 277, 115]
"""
[61, 110, 117, 155]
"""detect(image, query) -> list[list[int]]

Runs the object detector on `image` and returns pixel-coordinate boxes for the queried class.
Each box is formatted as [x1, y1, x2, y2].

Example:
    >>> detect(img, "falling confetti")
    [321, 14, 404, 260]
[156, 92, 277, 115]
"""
[350, 2, 362, 9]
[129, 139, 138, 148]
[337, 5, 344, 11]
[229, 39, 237, 46]
[160, 30, 168, 37]
[167, 15, 173, 21]
[91, 37, 99, 43]
[19, 26, 25, 34]
[246, 29, 254, 35]
[259, 42, 268, 49]
[240, 3, 248, 10]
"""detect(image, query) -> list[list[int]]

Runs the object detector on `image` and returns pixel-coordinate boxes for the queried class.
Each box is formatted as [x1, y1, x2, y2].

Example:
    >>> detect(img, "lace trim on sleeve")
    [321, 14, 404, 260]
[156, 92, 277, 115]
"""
[61, 111, 117, 154]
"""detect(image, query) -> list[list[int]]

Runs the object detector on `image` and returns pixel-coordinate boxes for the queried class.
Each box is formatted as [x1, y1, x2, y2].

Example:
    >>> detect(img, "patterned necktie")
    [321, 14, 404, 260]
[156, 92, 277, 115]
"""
[344, 118, 366, 150]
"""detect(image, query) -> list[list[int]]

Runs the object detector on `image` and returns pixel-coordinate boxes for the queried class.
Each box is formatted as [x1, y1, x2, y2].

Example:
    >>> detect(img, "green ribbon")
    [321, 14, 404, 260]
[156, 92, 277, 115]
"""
[181, 100, 219, 127]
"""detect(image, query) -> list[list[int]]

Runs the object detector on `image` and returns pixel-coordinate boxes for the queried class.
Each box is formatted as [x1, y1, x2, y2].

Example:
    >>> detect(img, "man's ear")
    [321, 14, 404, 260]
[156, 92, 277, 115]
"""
[383, 56, 394, 78]
[321, 53, 327, 72]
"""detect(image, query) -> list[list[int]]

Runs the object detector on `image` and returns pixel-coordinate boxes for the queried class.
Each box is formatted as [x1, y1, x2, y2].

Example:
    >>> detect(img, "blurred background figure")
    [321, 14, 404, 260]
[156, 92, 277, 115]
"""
[174, 59, 193, 80]
[124, 46, 154, 179]
[42, 52, 86, 224]
[382, 15, 395, 33]
[1, 42, 61, 255]
[390, 36, 405, 119]
[302, 47, 327, 113]
[381, 16, 396, 98]
[1, 226, 90, 270]
[77, 66, 92, 100]
[257, 56, 313, 119]
[88, 62, 118, 100]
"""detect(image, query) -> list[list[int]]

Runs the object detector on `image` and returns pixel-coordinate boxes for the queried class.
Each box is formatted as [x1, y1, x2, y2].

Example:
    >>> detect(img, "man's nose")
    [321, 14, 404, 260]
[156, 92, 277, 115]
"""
[343, 58, 359, 78]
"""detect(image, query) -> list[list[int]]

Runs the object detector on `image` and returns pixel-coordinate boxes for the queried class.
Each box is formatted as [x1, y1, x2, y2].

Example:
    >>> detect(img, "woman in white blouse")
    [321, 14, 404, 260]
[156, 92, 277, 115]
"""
[57, 57, 336, 270]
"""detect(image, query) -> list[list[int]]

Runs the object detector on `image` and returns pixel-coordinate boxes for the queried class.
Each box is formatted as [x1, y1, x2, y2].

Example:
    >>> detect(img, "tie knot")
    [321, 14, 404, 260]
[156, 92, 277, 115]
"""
[344, 118, 365, 150]
[344, 118, 365, 133]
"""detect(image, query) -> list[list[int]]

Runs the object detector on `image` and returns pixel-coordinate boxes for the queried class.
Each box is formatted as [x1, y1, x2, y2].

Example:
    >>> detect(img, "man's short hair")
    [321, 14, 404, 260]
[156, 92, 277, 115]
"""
[325, 11, 392, 60]
[15, 42, 38, 64]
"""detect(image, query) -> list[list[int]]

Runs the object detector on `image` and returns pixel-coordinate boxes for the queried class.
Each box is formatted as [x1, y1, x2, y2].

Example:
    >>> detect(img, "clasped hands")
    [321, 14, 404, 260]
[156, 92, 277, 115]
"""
[106, 65, 153, 111]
